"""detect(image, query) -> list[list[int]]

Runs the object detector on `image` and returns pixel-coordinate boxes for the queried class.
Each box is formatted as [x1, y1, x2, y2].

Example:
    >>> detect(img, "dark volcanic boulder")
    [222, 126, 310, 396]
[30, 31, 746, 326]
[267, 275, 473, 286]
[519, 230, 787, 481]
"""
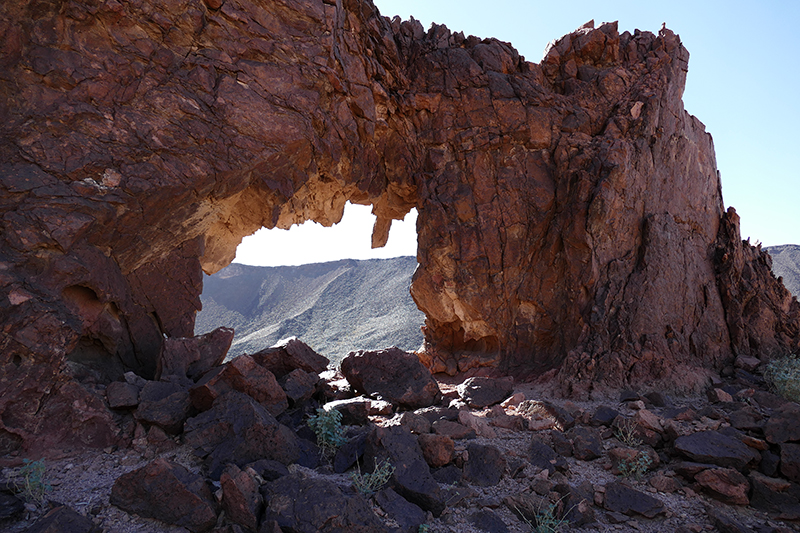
[157, 327, 234, 381]
[23, 505, 102, 533]
[674, 431, 760, 470]
[251, 338, 329, 379]
[341, 348, 440, 409]
[110, 458, 217, 532]
[603, 481, 666, 518]
[220, 463, 263, 532]
[189, 354, 288, 416]
[261, 475, 390, 533]
[183, 391, 299, 479]
[364, 425, 447, 516]
[457, 377, 514, 408]
[463, 443, 506, 486]
[133, 380, 193, 435]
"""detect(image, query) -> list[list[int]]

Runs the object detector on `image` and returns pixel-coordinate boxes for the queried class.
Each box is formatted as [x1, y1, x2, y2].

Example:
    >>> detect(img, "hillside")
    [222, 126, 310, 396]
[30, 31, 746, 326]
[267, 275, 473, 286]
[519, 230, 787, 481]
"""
[195, 256, 424, 364]
[766, 244, 800, 297]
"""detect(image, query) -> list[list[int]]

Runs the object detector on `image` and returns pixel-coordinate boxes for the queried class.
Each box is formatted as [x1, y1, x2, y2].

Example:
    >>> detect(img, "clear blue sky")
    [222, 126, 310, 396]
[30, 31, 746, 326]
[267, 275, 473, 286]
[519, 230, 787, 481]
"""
[235, 0, 799, 267]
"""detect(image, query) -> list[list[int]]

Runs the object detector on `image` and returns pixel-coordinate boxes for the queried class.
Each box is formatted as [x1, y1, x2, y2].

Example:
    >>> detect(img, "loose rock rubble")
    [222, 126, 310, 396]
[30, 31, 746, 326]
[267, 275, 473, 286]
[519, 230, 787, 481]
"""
[2, 336, 800, 533]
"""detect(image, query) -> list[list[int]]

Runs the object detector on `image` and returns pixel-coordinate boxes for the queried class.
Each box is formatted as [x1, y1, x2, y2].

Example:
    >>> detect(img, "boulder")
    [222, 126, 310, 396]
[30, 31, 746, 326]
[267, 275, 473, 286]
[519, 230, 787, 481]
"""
[591, 405, 620, 427]
[780, 443, 800, 482]
[220, 464, 263, 532]
[392, 412, 432, 435]
[463, 443, 506, 486]
[183, 391, 299, 479]
[417, 433, 455, 468]
[134, 380, 192, 435]
[603, 481, 666, 518]
[431, 420, 476, 440]
[341, 348, 440, 409]
[23, 505, 102, 533]
[374, 488, 427, 533]
[106, 381, 140, 410]
[189, 355, 288, 416]
[674, 431, 760, 470]
[333, 431, 369, 474]
[250, 338, 329, 379]
[765, 403, 800, 444]
[261, 475, 390, 532]
[529, 439, 568, 475]
[456, 377, 514, 408]
[279, 369, 319, 406]
[363, 425, 447, 516]
[157, 327, 234, 381]
[110, 458, 217, 532]
[694, 467, 750, 505]
[324, 397, 371, 426]
[566, 426, 603, 461]
[470, 509, 509, 533]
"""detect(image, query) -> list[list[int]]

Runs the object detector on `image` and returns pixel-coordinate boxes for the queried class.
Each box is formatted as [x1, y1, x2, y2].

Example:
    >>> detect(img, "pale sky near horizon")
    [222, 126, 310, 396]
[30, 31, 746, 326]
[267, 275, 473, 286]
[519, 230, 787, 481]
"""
[235, 0, 799, 268]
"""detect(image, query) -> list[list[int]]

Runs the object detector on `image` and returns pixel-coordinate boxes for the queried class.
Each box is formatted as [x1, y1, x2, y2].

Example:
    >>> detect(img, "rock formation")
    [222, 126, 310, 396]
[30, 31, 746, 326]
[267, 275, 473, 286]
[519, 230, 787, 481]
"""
[1, 0, 799, 454]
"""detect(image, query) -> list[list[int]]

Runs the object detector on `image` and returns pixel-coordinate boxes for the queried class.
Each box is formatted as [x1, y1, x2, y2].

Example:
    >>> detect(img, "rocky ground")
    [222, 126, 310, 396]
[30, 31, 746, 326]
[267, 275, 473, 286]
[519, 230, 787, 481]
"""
[2, 338, 800, 533]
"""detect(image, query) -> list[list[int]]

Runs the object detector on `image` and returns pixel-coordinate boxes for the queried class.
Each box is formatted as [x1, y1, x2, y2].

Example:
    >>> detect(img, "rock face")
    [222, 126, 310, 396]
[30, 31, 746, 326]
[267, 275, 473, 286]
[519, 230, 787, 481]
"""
[1, 0, 800, 454]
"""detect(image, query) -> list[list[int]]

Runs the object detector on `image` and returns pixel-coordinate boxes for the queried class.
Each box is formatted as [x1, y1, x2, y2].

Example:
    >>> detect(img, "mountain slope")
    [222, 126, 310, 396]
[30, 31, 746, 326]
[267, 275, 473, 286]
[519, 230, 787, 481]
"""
[767, 244, 800, 297]
[195, 257, 425, 364]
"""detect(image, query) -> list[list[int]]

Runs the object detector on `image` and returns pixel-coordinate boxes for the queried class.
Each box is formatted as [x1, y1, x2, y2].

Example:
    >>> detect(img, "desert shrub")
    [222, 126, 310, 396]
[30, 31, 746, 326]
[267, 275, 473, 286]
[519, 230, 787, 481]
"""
[350, 458, 395, 495]
[14, 458, 51, 504]
[515, 497, 570, 533]
[307, 407, 346, 455]
[613, 418, 642, 447]
[617, 451, 653, 480]
[764, 354, 800, 402]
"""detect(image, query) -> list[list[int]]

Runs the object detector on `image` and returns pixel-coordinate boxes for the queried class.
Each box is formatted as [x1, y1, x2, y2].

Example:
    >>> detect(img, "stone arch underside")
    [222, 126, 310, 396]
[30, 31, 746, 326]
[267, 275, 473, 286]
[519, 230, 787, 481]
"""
[1, 0, 799, 454]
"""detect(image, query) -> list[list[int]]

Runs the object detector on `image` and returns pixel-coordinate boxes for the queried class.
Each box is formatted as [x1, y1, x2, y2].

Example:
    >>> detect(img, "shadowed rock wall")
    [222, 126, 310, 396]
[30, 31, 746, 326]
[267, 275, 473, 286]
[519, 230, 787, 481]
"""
[1, 0, 798, 454]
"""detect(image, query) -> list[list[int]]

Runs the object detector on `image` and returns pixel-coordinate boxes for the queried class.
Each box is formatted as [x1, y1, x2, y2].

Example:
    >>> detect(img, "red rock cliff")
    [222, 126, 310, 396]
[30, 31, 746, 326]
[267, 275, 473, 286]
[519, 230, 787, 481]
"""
[1, 0, 798, 454]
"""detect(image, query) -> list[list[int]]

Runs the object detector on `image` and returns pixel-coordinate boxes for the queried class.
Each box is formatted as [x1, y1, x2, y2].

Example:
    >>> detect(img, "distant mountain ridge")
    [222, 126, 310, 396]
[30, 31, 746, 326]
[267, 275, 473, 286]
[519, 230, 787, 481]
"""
[767, 244, 800, 297]
[195, 256, 425, 364]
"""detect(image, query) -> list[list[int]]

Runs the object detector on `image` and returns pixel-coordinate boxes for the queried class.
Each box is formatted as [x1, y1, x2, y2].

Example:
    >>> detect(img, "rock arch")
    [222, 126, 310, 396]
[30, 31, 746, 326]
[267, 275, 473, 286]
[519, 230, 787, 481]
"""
[1, 0, 798, 454]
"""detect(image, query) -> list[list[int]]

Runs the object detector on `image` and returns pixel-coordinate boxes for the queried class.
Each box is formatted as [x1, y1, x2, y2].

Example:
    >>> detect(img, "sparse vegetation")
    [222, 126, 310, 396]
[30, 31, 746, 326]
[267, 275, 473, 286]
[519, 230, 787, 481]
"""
[14, 458, 51, 505]
[307, 407, 346, 456]
[350, 457, 395, 495]
[613, 417, 642, 447]
[617, 451, 653, 480]
[516, 498, 570, 533]
[763, 354, 800, 403]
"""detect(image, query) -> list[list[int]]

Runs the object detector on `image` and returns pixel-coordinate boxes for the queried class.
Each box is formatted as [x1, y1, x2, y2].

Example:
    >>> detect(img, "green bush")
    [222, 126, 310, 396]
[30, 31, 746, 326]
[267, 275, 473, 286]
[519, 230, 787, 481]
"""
[516, 498, 570, 533]
[350, 458, 395, 495]
[307, 407, 346, 456]
[14, 458, 51, 504]
[617, 451, 653, 480]
[764, 354, 800, 402]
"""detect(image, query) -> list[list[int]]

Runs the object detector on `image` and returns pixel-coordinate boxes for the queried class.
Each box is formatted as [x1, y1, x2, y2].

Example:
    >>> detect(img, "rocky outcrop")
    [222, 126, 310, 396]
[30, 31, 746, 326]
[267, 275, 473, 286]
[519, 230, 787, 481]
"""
[2, 0, 799, 454]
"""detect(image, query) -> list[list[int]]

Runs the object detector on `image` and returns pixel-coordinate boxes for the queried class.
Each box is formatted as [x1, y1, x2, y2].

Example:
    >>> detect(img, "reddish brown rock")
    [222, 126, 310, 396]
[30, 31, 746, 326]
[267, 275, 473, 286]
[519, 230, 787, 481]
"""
[183, 391, 299, 479]
[694, 467, 750, 505]
[110, 458, 218, 532]
[1, 0, 799, 454]
[341, 347, 440, 409]
[189, 354, 288, 416]
[220, 464, 263, 532]
[417, 433, 455, 468]
[157, 327, 234, 381]
[250, 338, 329, 379]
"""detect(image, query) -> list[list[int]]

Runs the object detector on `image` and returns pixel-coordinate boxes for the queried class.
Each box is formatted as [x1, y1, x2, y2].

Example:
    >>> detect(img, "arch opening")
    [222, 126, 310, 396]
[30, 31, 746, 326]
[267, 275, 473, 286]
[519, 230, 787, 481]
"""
[196, 202, 424, 365]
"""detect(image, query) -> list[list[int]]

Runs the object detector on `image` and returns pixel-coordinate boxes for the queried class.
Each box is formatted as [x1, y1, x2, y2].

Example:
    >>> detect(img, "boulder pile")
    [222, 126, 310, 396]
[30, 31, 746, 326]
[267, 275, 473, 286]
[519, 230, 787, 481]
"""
[4, 339, 800, 532]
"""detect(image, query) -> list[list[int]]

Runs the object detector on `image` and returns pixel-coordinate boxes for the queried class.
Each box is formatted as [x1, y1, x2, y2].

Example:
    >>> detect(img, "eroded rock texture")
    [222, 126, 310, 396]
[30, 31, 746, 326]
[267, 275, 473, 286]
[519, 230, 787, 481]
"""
[1, 0, 798, 454]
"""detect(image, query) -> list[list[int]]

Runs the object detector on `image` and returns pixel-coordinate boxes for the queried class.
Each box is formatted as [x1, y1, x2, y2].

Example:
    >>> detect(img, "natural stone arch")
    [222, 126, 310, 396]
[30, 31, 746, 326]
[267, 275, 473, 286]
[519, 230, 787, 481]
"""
[1, 0, 799, 455]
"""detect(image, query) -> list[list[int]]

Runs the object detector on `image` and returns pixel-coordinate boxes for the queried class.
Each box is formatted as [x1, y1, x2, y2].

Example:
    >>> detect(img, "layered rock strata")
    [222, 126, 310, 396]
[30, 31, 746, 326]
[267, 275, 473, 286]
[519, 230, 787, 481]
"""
[1, 0, 798, 454]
